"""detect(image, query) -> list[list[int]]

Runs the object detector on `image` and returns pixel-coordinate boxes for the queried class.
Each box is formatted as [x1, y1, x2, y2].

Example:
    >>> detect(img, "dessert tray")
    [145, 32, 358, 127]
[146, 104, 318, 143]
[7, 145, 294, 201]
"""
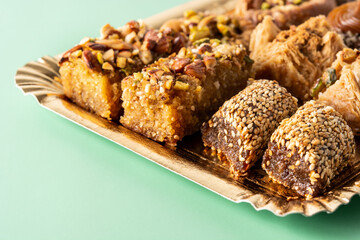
[15, 0, 360, 216]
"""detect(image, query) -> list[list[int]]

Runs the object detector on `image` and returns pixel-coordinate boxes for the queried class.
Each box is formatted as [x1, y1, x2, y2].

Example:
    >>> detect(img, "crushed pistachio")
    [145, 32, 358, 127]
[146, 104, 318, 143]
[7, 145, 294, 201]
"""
[311, 78, 325, 98]
[210, 39, 221, 46]
[184, 10, 197, 19]
[216, 15, 227, 24]
[134, 72, 143, 81]
[189, 26, 210, 42]
[244, 55, 254, 64]
[71, 49, 83, 58]
[97, 52, 104, 64]
[325, 68, 337, 88]
[261, 2, 271, 10]
[193, 38, 210, 46]
[217, 23, 230, 36]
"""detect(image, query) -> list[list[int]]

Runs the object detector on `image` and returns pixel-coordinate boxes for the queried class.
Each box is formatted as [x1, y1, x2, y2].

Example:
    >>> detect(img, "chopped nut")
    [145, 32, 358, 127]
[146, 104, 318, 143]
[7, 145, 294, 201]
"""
[189, 26, 210, 42]
[198, 15, 215, 29]
[79, 37, 91, 45]
[100, 23, 119, 39]
[134, 72, 143, 81]
[139, 49, 153, 64]
[117, 57, 127, 68]
[102, 62, 114, 71]
[173, 81, 189, 90]
[160, 19, 183, 32]
[165, 79, 173, 89]
[217, 23, 231, 36]
[125, 31, 137, 43]
[203, 56, 216, 69]
[170, 58, 191, 72]
[118, 50, 132, 58]
[341, 48, 357, 63]
[71, 49, 83, 58]
[95, 39, 133, 50]
[184, 60, 206, 79]
[103, 49, 114, 62]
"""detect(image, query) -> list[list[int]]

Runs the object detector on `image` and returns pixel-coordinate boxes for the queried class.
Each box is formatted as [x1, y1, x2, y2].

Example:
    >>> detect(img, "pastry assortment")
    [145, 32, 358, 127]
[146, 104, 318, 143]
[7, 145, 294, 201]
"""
[57, 0, 360, 199]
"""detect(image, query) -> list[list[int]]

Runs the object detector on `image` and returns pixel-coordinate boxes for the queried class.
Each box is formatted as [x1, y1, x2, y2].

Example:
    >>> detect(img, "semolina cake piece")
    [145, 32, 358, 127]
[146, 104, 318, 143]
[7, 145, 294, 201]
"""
[59, 21, 187, 121]
[262, 101, 355, 198]
[201, 80, 298, 179]
[249, 16, 345, 102]
[120, 40, 253, 145]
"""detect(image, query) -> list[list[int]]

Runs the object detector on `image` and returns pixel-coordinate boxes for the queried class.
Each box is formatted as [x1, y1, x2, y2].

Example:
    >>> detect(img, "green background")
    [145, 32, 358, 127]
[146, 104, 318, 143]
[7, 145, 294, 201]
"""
[2, 0, 360, 239]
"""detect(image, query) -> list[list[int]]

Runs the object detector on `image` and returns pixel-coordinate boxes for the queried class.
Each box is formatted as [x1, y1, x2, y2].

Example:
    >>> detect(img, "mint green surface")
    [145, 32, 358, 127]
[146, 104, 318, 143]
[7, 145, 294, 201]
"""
[2, 1, 360, 239]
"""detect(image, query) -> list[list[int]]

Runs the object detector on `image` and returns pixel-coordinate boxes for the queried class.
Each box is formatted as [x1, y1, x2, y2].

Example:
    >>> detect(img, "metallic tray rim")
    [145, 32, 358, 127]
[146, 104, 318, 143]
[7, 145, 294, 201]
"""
[15, 0, 360, 216]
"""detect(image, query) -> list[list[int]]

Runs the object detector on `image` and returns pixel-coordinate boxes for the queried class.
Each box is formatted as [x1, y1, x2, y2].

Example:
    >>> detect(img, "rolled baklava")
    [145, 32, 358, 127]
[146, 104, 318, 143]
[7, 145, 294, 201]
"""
[250, 16, 345, 102]
[201, 80, 298, 179]
[121, 40, 252, 145]
[262, 101, 355, 198]
[312, 48, 360, 134]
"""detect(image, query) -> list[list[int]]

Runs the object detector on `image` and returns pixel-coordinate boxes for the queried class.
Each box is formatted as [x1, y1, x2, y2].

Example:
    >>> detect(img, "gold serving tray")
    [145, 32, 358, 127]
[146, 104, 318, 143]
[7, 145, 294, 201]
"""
[15, 0, 360, 216]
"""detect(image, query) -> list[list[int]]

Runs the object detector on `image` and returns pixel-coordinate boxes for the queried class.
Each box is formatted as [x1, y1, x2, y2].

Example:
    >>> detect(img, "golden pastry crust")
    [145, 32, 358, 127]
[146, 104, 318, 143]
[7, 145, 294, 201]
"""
[314, 48, 360, 134]
[120, 40, 252, 145]
[59, 21, 187, 120]
[250, 16, 345, 102]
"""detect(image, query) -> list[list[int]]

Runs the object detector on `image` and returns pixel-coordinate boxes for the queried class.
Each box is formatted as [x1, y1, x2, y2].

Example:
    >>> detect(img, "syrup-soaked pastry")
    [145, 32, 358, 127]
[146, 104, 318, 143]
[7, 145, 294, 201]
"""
[312, 48, 360, 134]
[328, 0, 360, 50]
[235, 0, 336, 30]
[59, 21, 187, 120]
[201, 80, 298, 179]
[160, 10, 253, 48]
[263, 101, 355, 198]
[121, 40, 252, 145]
[250, 15, 345, 102]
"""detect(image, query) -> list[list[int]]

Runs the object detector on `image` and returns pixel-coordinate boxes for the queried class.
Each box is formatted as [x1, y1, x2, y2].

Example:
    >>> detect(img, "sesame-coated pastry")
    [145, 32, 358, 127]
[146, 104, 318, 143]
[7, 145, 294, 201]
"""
[59, 21, 187, 121]
[121, 40, 252, 145]
[262, 101, 355, 198]
[201, 80, 298, 179]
